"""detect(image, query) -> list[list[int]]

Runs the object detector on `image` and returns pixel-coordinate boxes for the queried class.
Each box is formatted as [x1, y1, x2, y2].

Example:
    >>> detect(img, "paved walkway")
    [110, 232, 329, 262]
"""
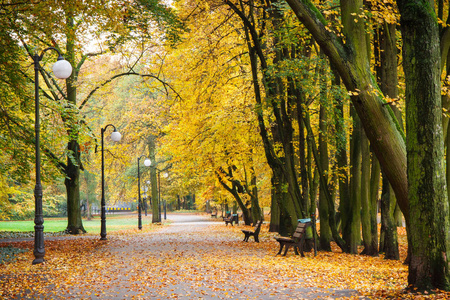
[1, 214, 364, 299]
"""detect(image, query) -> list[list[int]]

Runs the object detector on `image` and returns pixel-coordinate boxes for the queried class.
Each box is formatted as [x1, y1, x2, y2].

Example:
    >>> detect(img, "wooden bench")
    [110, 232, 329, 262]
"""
[211, 212, 217, 218]
[274, 221, 311, 256]
[241, 220, 262, 242]
[224, 214, 238, 226]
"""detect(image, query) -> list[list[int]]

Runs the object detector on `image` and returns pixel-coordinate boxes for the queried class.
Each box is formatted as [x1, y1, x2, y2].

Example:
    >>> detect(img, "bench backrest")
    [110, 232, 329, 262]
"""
[254, 220, 262, 234]
[292, 222, 310, 242]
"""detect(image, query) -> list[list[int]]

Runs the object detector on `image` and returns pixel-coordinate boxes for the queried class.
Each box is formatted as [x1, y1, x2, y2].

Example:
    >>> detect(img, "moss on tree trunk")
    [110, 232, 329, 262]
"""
[397, 0, 450, 290]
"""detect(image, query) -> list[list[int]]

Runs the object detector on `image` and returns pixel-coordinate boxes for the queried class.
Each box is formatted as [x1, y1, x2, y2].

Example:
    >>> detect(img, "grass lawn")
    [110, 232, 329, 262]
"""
[0, 213, 151, 233]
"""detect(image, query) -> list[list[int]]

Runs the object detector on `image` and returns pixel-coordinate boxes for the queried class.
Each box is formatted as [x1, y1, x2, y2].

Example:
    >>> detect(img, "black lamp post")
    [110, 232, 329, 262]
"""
[137, 156, 151, 229]
[100, 124, 121, 240]
[32, 47, 72, 265]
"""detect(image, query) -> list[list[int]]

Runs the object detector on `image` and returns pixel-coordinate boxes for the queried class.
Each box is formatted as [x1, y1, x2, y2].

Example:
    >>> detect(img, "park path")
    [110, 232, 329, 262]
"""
[2, 214, 364, 299]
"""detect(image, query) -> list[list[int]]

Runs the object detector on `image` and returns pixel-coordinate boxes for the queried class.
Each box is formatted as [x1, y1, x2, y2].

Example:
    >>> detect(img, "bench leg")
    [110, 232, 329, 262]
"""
[299, 241, 306, 257]
[276, 242, 284, 255]
[243, 233, 250, 242]
[254, 235, 259, 243]
[283, 244, 292, 256]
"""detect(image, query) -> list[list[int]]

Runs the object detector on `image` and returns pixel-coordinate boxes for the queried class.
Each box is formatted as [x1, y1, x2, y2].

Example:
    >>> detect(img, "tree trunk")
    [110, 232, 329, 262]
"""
[269, 175, 280, 233]
[333, 67, 350, 234]
[318, 103, 332, 251]
[374, 21, 400, 258]
[369, 155, 380, 255]
[84, 170, 93, 221]
[345, 109, 362, 254]
[249, 166, 262, 223]
[297, 95, 310, 215]
[65, 139, 85, 233]
[64, 12, 84, 234]
[148, 136, 160, 223]
[380, 174, 399, 260]
[397, 0, 450, 290]
[304, 107, 346, 251]
[360, 129, 377, 255]
[272, 168, 296, 236]
[215, 167, 252, 225]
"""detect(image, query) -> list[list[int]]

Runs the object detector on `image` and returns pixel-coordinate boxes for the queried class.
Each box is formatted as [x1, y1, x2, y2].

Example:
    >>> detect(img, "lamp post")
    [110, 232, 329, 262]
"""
[137, 156, 151, 229]
[32, 47, 72, 265]
[100, 124, 121, 240]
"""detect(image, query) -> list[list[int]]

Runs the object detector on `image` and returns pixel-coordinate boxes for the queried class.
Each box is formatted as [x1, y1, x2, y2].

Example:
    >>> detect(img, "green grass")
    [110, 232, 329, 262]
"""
[0, 213, 152, 233]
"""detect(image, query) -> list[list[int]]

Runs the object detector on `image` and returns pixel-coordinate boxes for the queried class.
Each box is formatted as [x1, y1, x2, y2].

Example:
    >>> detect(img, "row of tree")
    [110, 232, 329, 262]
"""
[158, 0, 449, 291]
[1, 0, 449, 291]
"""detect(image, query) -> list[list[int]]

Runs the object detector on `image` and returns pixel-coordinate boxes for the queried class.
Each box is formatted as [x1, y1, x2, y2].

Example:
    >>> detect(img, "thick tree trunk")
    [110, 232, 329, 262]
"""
[397, 0, 450, 290]
[269, 175, 280, 233]
[249, 166, 262, 223]
[84, 171, 92, 221]
[333, 68, 350, 234]
[346, 110, 362, 254]
[374, 21, 399, 258]
[148, 136, 160, 223]
[361, 129, 377, 255]
[297, 97, 310, 215]
[64, 13, 84, 234]
[369, 155, 380, 255]
[318, 103, 332, 251]
[380, 174, 399, 260]
[65, 139, 85, 233]
[272, 170, 295, 236]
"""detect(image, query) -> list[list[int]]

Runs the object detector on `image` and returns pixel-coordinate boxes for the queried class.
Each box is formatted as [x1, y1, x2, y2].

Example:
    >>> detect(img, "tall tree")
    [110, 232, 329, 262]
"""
[396, 0, 450, 290]
[2, 0, 183, 233]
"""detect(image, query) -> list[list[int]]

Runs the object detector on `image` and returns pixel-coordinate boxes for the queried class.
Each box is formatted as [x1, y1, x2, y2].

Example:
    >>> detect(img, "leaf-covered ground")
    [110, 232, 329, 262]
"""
[0, 214, 448, 299]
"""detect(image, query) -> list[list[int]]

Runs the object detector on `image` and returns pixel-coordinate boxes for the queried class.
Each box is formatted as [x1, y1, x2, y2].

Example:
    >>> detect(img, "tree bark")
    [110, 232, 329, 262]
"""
[369, 155, 380, 255]
[318, 103, 332, 251]
[380, 174, 399, 260]
[64, 10, 85, 234]
[397, 0, 450, 290]
[346, 110, 362, 254]
[148, 136, 160, 223]
[361, 128, 377, 255]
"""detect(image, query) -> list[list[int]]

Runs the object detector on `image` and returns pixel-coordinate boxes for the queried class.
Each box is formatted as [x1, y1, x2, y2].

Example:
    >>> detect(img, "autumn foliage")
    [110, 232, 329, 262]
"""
[0, 220, 448, 299]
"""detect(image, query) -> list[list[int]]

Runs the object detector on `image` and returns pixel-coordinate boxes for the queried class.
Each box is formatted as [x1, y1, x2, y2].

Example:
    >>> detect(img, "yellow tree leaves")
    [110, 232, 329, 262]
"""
[156, 1, 270, 204]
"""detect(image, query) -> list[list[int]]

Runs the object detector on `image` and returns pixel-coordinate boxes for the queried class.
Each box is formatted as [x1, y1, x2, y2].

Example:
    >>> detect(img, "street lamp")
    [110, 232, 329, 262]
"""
[100, 124, 121, 240]
[32, 47, 72, 265]
[137, 156, 151, 229]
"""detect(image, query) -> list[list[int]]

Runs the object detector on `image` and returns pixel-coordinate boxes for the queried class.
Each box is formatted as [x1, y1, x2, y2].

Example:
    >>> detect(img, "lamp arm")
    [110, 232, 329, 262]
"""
[101, 124, 117, 134]
[38, 47, 62, 60]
